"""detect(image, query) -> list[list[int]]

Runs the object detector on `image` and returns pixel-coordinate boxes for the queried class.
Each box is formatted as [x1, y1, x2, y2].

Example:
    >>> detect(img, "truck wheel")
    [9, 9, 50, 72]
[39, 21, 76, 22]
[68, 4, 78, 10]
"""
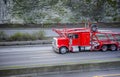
[59, 47, 68, 54]
[101, 45, 108, 52]
[110, 45, 117, 51]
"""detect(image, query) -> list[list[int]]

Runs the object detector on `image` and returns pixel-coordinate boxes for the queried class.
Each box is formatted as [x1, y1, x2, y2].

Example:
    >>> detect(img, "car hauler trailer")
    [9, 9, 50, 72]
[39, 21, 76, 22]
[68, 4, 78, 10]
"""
[52, 24, 120, 54]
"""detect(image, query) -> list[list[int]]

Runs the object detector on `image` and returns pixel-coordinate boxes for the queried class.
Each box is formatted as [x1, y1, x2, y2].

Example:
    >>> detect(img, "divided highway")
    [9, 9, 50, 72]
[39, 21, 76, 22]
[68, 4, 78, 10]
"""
[0, 45, 120, 70]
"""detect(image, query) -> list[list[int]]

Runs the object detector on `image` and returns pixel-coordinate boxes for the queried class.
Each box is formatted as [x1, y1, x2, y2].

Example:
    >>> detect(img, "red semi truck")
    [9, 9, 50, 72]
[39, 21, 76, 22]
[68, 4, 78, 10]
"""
[52, 24, 120, 54]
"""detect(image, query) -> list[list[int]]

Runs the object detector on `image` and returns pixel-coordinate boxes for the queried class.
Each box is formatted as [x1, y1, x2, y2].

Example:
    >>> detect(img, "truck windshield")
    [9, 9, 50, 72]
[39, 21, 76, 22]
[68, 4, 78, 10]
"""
[68, 34, 78, 39]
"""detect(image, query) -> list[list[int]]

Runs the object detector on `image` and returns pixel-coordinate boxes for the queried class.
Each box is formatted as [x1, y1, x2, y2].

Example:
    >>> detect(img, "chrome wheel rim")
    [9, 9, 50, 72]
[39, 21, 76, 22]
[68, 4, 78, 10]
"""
[111, 45, 116, 51]
[102, 45, 107, 51]
[60, 47, 67, 54]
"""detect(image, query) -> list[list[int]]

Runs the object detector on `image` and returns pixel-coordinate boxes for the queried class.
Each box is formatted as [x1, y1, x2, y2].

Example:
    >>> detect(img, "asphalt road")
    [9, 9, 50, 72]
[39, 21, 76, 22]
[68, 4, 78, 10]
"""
[0, 45, 120, 70]
[0, 28, 58, 37]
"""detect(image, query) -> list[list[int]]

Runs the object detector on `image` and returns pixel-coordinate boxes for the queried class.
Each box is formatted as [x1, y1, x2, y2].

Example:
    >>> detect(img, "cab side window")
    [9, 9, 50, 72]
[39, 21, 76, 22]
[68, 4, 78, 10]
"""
[74, 34, 78, 38]
[68, 34, 78, 39]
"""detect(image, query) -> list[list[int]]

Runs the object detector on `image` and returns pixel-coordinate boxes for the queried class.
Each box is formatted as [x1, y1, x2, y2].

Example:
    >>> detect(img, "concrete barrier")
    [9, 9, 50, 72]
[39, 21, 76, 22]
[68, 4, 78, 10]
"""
[0, 61, 120, 76]
[0, 40, 52, 46]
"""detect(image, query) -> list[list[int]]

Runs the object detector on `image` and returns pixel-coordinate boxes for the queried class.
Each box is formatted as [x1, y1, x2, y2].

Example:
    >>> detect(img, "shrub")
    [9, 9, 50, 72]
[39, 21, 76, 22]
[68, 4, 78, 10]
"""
[0, 31, 8, 41]
[32, 31, 45, 40]
[9, 31, 45, 41]
[10, 32, 32, 41]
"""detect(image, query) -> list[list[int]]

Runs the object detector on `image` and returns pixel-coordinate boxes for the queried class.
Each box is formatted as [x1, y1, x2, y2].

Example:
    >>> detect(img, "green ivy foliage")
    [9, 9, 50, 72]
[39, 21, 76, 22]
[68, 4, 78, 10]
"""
[11, 0, 119, 23]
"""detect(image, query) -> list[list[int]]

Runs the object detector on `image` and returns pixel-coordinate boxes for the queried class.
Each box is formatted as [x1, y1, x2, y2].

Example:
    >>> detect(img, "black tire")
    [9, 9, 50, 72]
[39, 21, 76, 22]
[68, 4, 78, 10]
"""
[91, 24, 98, 32]
[110, 45, 117, 51]
[101, 45, 108, 52]
[59, 47, 68, 54]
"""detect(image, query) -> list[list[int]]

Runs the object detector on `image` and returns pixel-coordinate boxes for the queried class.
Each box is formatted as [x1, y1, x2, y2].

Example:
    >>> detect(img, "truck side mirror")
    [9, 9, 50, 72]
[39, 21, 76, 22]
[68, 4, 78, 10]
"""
[68, 34, 73, 38]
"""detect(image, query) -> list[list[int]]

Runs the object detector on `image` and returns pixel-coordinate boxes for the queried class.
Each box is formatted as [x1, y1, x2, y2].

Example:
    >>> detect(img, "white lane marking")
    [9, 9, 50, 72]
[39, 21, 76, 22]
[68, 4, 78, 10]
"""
[30, 55, 57, 59]
[93, 74, 120, 77]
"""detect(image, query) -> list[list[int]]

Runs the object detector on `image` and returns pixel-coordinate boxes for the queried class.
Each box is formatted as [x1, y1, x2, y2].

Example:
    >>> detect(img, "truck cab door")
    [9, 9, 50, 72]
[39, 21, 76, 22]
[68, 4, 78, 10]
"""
[72, 34, 79, 45]
[68, 34, 79, 52]
[68, 34, 79, 46]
